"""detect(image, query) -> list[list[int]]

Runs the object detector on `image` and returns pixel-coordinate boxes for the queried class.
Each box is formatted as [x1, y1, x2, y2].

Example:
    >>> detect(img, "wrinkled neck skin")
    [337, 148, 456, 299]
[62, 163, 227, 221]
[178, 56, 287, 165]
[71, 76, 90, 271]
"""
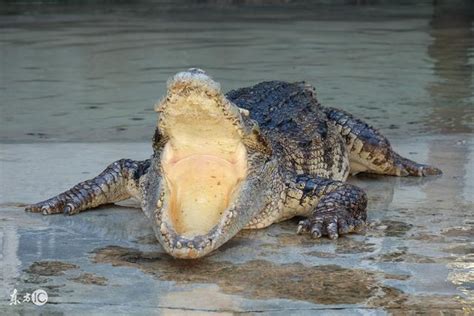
[141, 69, 273, 259]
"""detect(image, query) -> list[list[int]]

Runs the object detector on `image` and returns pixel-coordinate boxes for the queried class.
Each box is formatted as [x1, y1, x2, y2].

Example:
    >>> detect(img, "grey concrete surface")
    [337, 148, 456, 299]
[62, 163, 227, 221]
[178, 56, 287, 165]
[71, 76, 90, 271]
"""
[0, 135, 472, 314]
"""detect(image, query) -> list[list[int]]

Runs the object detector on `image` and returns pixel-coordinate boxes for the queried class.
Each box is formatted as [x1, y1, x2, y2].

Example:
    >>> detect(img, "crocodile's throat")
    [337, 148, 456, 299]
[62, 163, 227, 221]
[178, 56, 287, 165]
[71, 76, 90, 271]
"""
[162, 144, 247, 238]
[155, 69, 249, 257]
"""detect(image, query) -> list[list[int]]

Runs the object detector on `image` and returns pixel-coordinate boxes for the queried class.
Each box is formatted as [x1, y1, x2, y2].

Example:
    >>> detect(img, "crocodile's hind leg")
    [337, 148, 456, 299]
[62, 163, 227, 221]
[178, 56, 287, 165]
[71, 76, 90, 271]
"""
[323, 107, 442, 176]
[25, 159, 150, 215]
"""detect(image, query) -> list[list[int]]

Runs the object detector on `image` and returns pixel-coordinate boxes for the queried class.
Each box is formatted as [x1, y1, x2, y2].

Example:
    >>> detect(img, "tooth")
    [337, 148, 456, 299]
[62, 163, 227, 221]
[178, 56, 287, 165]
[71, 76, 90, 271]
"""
[176, 241, 182, 249]
[155, 212, 161, 221]
[160, 223, 167, 234]
[187, 242, 194, 249]
[239, 108, 250, 116]
[156, 199, 163, 208]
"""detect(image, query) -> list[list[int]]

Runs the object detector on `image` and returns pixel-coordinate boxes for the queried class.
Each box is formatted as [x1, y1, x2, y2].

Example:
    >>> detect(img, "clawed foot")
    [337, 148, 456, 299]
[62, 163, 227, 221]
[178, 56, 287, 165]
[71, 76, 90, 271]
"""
[25, 198, 79, 215]
[416, 164, 442, 176]
[296, 209, 366, 239]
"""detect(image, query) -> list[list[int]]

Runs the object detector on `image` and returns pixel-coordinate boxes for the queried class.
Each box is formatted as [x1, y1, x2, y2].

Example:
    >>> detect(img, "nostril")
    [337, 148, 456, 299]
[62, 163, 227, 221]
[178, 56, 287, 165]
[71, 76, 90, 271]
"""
[188, 67, 206, 74]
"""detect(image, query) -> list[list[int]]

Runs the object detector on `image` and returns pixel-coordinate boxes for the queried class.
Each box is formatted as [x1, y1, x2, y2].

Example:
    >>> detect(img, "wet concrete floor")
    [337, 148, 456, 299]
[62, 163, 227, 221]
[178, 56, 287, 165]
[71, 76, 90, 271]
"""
[0, 135, 472, 314]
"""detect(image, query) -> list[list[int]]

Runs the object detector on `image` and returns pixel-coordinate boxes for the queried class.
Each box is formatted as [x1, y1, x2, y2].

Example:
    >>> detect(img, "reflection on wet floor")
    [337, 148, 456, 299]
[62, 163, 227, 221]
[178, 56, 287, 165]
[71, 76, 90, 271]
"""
[427, 2, 474, 135]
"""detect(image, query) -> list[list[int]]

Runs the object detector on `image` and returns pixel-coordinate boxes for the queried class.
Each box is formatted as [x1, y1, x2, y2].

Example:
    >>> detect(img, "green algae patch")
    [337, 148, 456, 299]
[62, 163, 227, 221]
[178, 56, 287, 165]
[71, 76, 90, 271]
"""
[442, 226, 473, 238]
[25, 261, 79, 276]
[367, 247, 438, 263]
[69, 273, 108, 286]
[335, 238, 376, 254]
[92, 245, 399, 305]
[380, 220, 413, 237]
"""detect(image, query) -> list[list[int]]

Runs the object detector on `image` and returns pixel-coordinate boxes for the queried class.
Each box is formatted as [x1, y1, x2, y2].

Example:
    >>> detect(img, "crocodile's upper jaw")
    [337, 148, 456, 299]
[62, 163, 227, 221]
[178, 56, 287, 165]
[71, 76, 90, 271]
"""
[154, 69, 256, 258]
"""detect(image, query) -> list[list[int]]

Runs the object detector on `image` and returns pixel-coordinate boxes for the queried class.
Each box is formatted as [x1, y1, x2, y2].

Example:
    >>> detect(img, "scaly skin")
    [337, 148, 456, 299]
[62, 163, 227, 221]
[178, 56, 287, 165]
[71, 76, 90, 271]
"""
[26, 159, 150, 215]
[25, 69, 442, 258]
[323, 107, 442, 176]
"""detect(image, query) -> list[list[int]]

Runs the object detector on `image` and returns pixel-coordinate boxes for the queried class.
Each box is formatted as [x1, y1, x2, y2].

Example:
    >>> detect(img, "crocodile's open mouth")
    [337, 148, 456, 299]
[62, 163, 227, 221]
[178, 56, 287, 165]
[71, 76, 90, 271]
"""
[155, 69, 249, 258]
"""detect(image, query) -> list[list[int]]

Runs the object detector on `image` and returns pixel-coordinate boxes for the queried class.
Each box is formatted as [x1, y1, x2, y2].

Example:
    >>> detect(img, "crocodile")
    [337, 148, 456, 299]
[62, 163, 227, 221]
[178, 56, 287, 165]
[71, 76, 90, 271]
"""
[25, 68, 442, 259]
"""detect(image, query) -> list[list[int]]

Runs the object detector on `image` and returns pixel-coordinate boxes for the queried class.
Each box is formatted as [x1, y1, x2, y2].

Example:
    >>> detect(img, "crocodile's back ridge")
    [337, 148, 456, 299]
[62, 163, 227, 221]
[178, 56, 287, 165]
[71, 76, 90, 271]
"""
[226, 81, 328, 143]
[226, 81, 349, 180]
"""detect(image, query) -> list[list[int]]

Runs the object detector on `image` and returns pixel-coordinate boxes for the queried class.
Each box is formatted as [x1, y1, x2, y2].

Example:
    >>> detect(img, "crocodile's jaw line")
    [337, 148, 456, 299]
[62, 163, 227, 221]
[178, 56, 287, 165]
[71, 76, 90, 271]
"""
[154, 69, 250, 258]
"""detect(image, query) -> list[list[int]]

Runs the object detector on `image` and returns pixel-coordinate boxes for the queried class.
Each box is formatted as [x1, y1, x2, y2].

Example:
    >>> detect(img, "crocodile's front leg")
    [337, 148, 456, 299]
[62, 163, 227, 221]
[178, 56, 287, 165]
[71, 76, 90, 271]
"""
[25, 159, 150, 215]
[287, 175, 367, 239]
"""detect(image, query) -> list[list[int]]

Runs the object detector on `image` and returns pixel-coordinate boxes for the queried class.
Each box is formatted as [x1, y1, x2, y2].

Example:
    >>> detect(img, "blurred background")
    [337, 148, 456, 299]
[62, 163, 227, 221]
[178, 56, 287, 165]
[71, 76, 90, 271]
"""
[0, 0, 473, 143]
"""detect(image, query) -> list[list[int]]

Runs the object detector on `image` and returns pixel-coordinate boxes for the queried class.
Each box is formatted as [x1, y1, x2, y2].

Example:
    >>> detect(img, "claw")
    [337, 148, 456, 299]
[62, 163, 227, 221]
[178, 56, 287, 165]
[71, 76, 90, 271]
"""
[397, 166, 410, 177]
[422, 165, 442, 176]
[296, 223, 305, 235]
[311, 228, 322, 238]
[310, 222, 323, 238]
[25, 204, 40, 213]
[297, 219, 310, 235]
[353, 219, 366, 232]
[327, 221, 339, 239]
[337, 218, 352, 234]
[41, 206, 49, 215]
[63, 204, 73, 215]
